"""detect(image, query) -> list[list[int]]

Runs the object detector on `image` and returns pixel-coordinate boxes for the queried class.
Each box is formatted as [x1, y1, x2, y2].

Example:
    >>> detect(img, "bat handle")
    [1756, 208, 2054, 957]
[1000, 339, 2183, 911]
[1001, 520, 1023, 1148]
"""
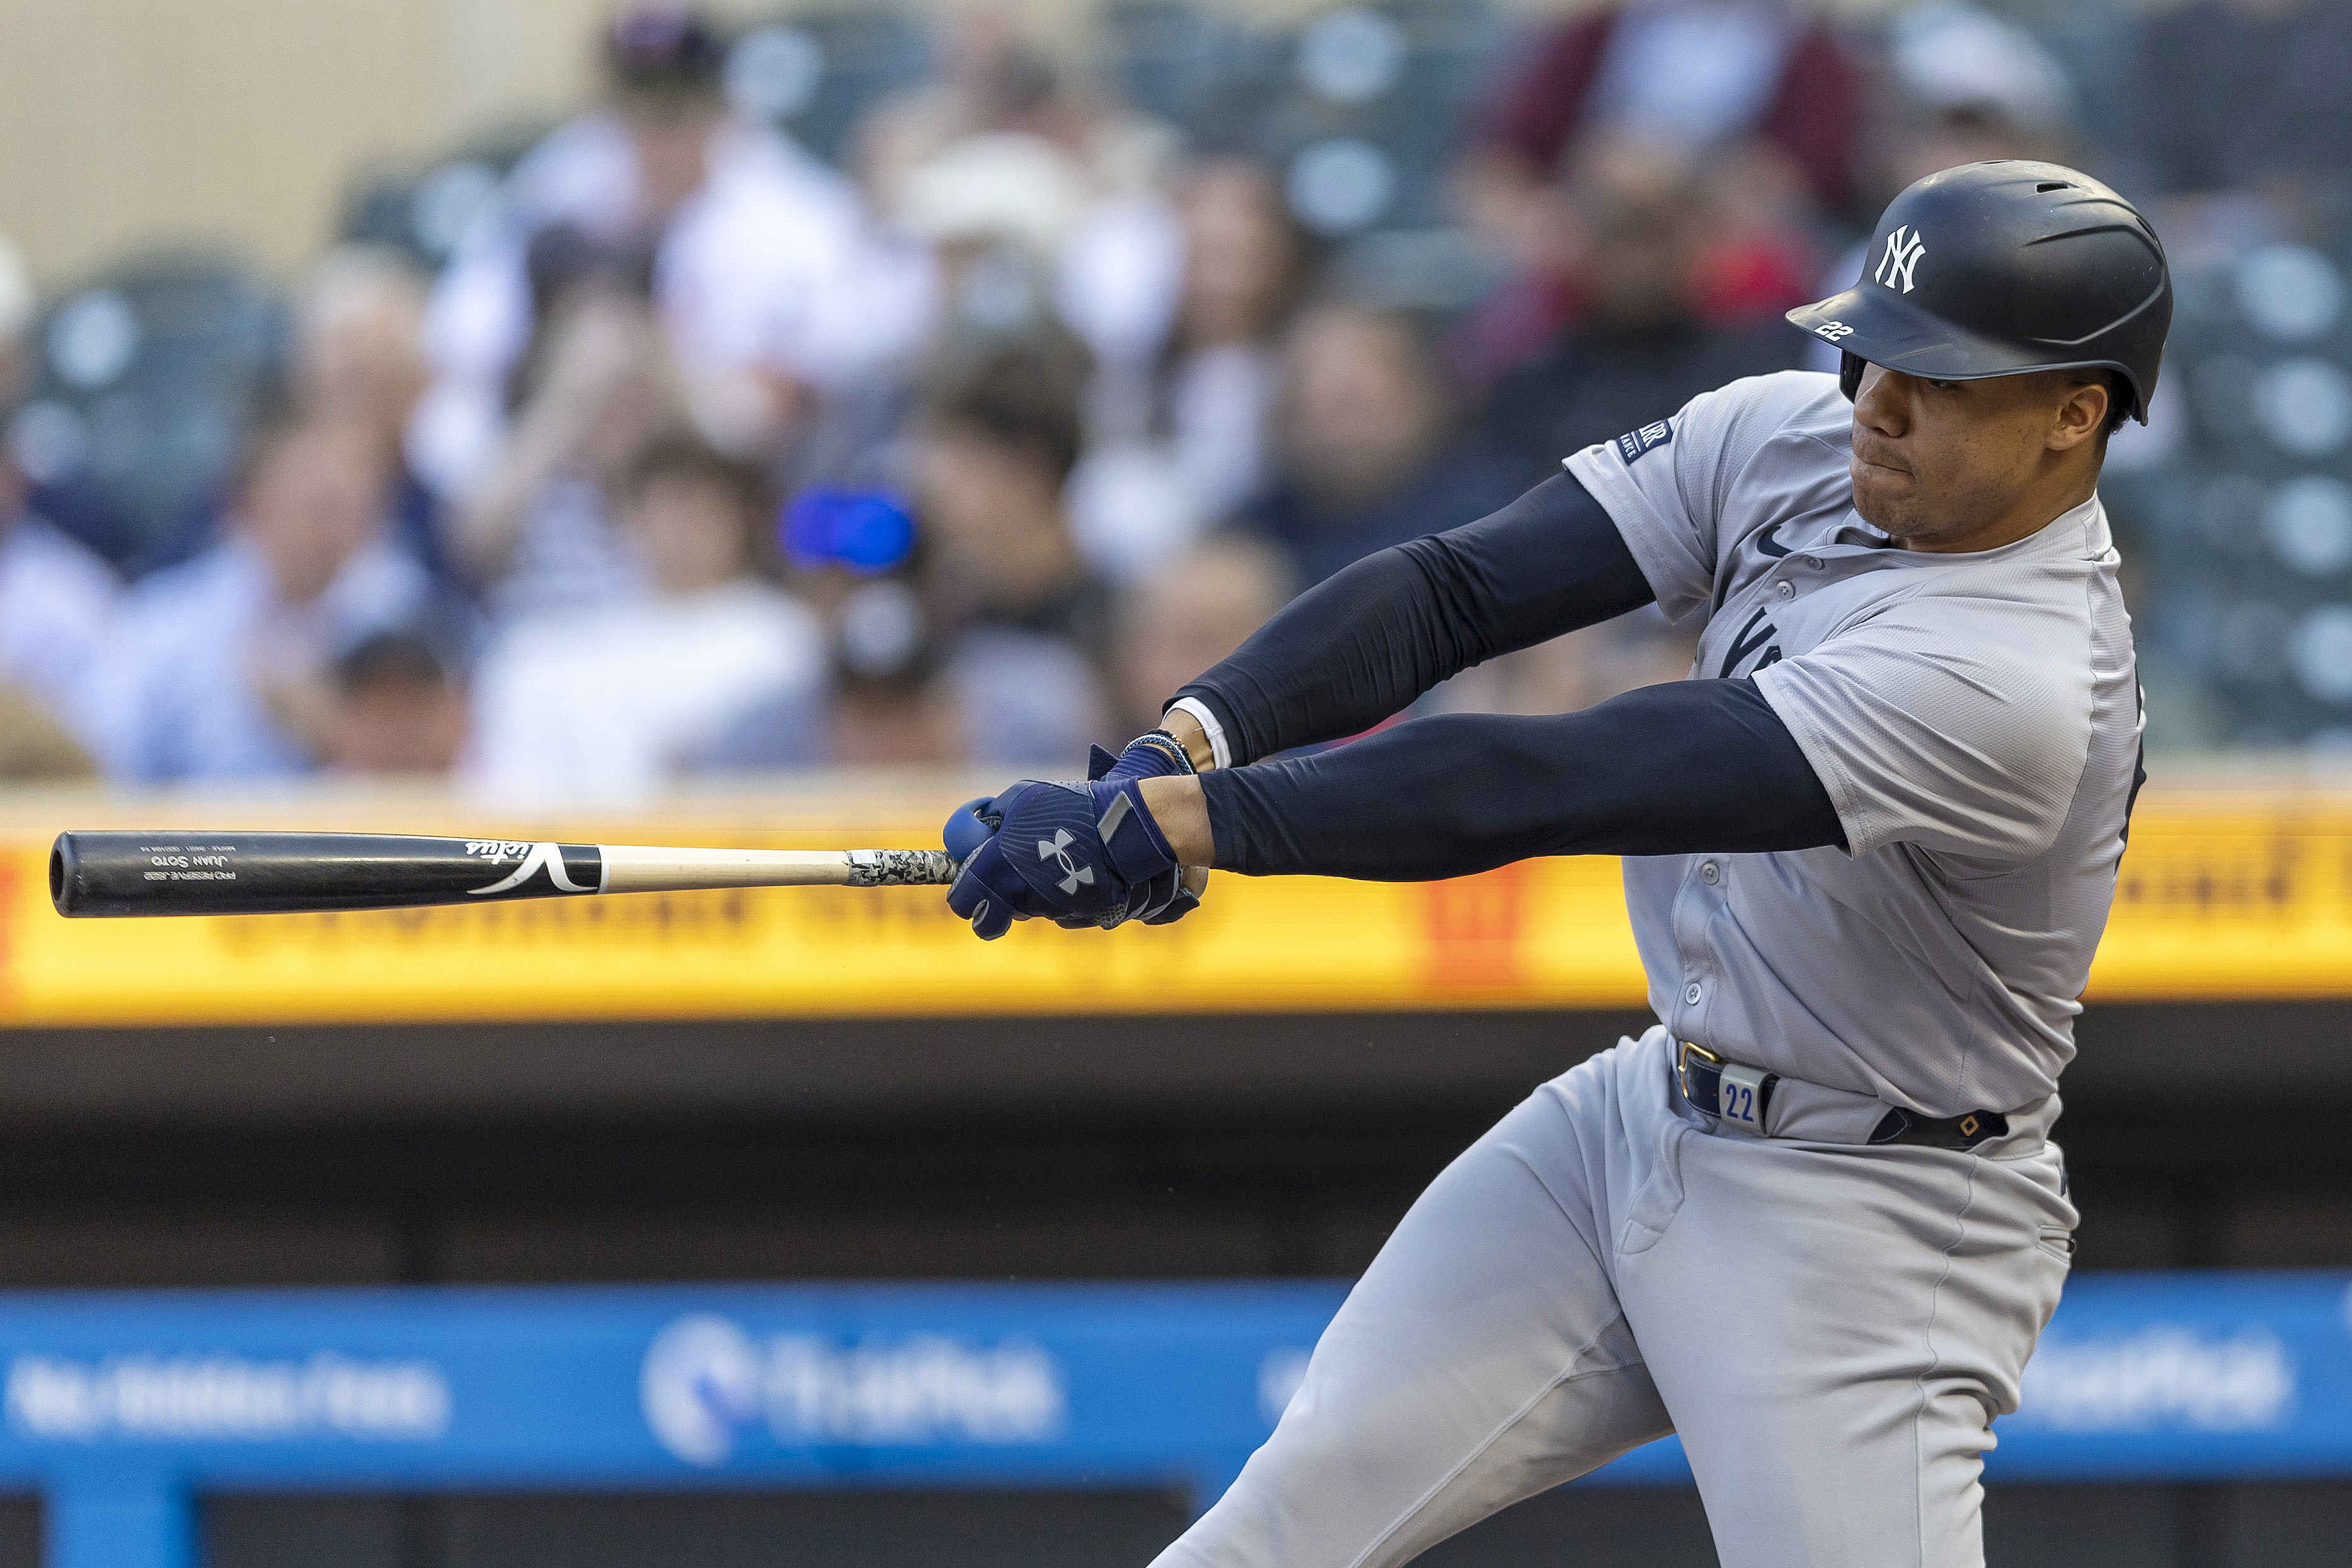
[591, 845, 960, 891]
[845, 849, 960, 886]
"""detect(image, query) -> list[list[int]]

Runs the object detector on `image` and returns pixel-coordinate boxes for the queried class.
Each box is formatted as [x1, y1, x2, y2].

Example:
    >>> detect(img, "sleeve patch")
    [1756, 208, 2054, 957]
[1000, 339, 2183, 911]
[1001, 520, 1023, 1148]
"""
[1614, 419, 1674, 465]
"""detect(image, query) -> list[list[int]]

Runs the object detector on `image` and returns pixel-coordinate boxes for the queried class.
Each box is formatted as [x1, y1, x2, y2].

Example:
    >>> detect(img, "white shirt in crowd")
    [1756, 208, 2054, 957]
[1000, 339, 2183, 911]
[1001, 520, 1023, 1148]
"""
[468, 579, 823, 805]
[1069, 343, 1278, 583]
[481, 475, 646, 632]
[0, 514, 117, 740]
[410, 115, 929, 496]
[83, 537, 433, 784]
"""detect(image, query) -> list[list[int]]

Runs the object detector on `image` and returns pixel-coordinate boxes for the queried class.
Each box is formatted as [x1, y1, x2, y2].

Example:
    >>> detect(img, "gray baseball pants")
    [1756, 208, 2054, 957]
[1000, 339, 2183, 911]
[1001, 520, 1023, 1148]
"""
[1153, 1027, 2075, 1568]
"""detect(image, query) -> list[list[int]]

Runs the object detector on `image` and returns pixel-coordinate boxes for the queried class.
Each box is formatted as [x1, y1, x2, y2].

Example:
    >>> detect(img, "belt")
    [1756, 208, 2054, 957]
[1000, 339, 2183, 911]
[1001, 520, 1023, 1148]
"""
[1675, 1041, 2011, 1152]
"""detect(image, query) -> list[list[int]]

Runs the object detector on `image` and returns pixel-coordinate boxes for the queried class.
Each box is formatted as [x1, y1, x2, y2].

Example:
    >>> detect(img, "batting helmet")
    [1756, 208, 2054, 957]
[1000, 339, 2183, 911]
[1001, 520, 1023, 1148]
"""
[1786, 161, 2172, 423]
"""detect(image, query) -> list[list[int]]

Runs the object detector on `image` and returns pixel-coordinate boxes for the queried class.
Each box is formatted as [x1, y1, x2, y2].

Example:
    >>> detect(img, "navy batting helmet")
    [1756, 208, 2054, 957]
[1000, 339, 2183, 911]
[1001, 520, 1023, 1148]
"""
[1786, 161, 2172, 423]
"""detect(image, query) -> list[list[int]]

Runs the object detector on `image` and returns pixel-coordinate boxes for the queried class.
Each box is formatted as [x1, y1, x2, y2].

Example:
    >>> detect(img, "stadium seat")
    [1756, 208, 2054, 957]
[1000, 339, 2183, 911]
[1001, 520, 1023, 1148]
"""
[2108, 229, 2352, 747]
[17, 249, 284, 569]
[337, 121, 550, 272]
[745, 6, 932, 166]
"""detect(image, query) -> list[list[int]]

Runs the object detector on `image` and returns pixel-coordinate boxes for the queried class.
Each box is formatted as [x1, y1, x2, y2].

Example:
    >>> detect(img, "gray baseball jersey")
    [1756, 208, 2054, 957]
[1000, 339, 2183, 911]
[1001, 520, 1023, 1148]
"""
[1564, 369, 2140, 1118]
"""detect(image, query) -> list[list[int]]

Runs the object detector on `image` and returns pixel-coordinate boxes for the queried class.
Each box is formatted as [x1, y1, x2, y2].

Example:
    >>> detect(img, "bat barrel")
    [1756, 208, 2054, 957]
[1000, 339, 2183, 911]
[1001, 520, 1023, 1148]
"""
[50, 832, 607, 918]
[49, 833, 958, 917]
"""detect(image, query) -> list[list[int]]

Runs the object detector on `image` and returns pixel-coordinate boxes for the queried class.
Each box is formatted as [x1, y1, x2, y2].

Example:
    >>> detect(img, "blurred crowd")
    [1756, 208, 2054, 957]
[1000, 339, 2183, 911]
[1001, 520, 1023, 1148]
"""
[4, 0, 2350, 798]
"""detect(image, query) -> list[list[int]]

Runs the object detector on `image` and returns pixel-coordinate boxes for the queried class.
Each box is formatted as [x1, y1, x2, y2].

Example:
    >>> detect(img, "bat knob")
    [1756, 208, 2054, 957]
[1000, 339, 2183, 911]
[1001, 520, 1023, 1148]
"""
[49, 833, 78, 916]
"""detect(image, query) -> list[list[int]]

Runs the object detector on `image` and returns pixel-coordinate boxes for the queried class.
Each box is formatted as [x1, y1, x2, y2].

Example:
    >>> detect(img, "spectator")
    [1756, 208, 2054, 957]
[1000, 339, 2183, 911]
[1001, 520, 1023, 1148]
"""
[1157, 163, 1311, 503]
[1454, 145, 1816, 401]
[411, 6, 922, 499]
[86, 415, 432, 783]
[1480, 139, 1802, 485]
[449, 282, 682, 627]
[469, 432, 822, 804]
[1241, 304, 1523, 590]
[890, 132, 1092, 285]
[1071, 159, 1311, 582]
[866, 1, 1185, 382]
[292, 246, 447, 583]
[1450, 1, 1854, 386]
[322, 631, 469, 776]
[136, 246, 447, 583]
[1441, 173, 1584, 400]
[1877, 3, 2079, 183]
[694, 578, 968, 770]
[2131, 0, 2352, 203]
[1111, 533, 1291, 740]
[909, 334, 1110, 765]
[861, 0, 1180, 202]
[1684, 137, 1823, 323]
[1464, 0, 1862, 219]
[828, 581, 967, 768]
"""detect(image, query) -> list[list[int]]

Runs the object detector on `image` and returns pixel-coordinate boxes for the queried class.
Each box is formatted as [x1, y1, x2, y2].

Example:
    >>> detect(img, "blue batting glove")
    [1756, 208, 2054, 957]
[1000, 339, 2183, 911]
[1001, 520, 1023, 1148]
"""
[1084, 731, 1205, 929]
[941, 733, 1202, 941]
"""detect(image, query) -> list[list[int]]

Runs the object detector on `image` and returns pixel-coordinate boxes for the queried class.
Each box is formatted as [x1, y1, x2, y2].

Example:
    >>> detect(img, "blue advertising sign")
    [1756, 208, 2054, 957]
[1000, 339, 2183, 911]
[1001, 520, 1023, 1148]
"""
[2000, 1272, 2352, 1479]
[0, 1273, 2344, 1568]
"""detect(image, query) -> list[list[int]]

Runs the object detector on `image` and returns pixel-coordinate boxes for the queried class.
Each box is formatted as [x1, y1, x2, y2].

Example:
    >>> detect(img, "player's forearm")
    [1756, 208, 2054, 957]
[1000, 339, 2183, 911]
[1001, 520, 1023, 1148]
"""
[1139, 772, 1215, 864]
[1170, 474, 1654, 767]
[1137, 711, 1220, 866]
[1178, 679, 1846, 881]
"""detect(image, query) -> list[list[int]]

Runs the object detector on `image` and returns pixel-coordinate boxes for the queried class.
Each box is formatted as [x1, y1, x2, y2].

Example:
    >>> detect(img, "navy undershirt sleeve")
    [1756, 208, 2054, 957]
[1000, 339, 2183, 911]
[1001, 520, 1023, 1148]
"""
[1173, 472, 1653, 765]
[1199, 678, 1847, 879]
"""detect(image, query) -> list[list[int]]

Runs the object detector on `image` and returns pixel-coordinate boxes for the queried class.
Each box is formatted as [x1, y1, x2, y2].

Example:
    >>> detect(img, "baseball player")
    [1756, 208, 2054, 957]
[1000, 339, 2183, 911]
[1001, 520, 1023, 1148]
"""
[942, 162, 2171, 1568]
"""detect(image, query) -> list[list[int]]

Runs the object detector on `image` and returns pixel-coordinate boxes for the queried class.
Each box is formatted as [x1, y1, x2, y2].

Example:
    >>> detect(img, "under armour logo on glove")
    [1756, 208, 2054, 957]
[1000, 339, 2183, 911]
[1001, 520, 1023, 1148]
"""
[1036, 829, 1094, 895]
[941, 733, 1203, 939]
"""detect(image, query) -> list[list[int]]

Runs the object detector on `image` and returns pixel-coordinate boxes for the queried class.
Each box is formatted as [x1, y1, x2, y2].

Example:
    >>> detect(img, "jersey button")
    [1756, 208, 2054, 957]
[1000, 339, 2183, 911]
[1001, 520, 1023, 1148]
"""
[1684, 982, 1703, 1005]
[1699, 861, 1720, 884]
[1774, 580, 1796, 600]
[1801, 554, 1823, 568]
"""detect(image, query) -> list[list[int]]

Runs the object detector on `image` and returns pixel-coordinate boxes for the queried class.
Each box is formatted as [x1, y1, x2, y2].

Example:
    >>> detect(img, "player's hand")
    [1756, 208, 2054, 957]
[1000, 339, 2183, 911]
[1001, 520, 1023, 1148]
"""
[941, 733, 1203, 940]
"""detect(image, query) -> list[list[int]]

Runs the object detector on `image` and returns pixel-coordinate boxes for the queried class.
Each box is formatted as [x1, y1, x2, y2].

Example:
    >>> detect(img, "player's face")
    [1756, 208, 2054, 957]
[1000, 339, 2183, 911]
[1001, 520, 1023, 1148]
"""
[1847, 364, 2108, 552]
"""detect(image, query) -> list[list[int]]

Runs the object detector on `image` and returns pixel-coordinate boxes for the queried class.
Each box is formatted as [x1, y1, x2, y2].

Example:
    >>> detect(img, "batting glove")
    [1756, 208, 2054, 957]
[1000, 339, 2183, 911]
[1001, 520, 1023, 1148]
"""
[942, 733, 1202, 941]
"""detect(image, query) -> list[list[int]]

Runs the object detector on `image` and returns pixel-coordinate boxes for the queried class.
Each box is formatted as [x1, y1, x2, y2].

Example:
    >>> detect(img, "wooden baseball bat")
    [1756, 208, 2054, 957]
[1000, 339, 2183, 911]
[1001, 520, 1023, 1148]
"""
[49, 831, 958, 918]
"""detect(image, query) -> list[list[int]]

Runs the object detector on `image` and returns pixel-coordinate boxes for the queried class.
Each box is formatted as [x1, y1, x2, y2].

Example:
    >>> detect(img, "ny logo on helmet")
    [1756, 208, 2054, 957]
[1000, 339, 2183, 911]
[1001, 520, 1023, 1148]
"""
[1875, 226, 1927, 294]
[1036, 829, 1094, 896]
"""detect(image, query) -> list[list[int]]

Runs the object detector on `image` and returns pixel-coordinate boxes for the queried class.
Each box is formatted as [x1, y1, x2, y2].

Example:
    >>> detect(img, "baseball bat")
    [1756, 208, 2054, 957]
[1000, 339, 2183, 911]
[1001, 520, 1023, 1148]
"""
[49, 832, 958, 918]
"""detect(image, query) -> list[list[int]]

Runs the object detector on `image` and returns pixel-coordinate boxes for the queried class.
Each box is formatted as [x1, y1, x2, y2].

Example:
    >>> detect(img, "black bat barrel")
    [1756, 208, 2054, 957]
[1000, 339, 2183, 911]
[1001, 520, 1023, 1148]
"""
[50, 832, 606, 917]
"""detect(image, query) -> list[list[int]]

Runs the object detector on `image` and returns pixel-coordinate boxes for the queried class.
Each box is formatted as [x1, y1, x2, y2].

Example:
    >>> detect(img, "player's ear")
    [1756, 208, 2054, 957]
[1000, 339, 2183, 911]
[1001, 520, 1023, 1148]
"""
[2047, 377, 2106, 454]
